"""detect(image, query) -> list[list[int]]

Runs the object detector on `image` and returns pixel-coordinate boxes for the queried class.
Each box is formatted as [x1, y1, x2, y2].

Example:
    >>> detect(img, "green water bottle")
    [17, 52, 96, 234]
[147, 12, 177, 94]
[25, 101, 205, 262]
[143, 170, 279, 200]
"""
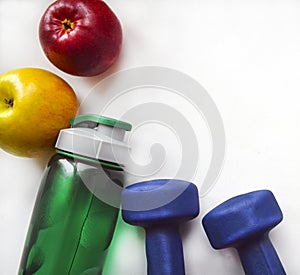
[18, 114, 132, 275]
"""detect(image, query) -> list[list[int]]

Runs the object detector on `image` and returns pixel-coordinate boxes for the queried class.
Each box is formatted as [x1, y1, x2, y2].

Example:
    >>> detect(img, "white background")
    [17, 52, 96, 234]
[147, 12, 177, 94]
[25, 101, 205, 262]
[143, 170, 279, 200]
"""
[0, 0, 299, 274]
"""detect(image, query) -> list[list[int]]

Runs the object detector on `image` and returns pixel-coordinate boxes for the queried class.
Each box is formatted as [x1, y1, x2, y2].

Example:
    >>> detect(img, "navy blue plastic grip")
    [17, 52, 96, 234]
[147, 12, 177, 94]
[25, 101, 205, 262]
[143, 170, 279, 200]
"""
[145, 225, 184, 275]
[238, 233, 285, 275]
[202, 190, 286, 275]
[122, 179, 199, 275]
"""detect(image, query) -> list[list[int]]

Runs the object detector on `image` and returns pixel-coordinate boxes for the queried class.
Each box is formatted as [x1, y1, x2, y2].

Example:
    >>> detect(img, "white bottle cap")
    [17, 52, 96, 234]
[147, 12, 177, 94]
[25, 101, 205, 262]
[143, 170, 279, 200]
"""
[55, 114, 132, 165]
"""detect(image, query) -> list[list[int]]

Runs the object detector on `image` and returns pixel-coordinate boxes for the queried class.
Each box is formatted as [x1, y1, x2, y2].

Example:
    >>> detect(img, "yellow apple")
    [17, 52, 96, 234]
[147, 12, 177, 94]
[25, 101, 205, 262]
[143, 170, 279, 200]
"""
[0, 68, 78, 157]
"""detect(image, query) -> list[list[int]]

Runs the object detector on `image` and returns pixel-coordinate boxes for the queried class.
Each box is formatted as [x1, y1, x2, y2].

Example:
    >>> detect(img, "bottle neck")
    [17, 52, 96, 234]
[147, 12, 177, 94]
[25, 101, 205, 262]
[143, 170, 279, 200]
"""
[56, 149, 123, 171]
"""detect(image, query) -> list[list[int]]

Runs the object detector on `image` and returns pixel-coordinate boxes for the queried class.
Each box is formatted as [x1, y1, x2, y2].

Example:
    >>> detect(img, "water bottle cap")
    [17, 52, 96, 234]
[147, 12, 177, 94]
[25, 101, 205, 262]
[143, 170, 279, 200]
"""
[55, 114, 132, 165]
[70, 114, 132, 131]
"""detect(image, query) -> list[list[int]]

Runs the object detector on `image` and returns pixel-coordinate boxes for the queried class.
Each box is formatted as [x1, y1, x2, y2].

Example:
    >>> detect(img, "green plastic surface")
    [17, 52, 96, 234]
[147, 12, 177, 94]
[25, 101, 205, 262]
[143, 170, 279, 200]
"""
[18, 154, 123, 275]
[70, 114, 132, 131]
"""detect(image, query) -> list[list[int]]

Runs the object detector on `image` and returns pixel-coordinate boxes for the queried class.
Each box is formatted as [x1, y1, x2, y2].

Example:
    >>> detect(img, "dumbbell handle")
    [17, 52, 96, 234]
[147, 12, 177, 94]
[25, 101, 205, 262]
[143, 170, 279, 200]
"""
[145, 224, 185, 275]
[237, 234, 286, 275]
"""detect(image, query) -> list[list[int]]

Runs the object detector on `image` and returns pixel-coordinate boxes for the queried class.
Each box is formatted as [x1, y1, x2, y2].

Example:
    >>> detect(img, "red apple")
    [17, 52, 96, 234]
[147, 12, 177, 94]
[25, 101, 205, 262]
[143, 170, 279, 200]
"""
[39, 0, 122, 76]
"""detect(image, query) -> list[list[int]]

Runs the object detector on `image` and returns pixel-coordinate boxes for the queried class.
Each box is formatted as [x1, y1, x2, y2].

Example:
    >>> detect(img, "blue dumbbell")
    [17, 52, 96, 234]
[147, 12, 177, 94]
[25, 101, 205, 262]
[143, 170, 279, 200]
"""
[202, 190, 286, 275]
[122, 179, 199, 275]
